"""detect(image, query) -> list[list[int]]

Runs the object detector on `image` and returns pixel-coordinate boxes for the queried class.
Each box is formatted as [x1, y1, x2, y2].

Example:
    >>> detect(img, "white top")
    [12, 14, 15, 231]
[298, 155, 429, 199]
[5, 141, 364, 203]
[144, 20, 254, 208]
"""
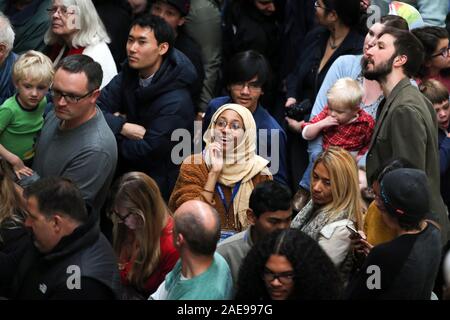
[83, 41, 118, 89]
[318, 219, 354, 267]
[53, 41, 118, 89]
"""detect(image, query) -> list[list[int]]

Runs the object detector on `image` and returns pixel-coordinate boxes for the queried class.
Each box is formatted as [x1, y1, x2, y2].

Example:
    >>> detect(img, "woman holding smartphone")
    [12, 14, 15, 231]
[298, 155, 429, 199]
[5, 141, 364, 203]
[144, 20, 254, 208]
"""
[291, 147, 363, 281]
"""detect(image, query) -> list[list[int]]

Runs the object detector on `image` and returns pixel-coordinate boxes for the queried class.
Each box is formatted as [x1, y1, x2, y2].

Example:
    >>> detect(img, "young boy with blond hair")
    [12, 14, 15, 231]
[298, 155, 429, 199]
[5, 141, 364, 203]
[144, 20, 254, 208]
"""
[0, 50, 53, 178]
[297, 78, 375, 197]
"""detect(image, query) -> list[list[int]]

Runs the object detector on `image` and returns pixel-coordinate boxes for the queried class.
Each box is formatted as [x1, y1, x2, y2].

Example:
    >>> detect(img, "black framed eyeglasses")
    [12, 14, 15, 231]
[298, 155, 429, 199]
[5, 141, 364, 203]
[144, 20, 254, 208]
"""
[50, 88, 95, 104]
[262, 268, 295, 285]
[431, 46, 450, 59]
[110, 210, 133, 223]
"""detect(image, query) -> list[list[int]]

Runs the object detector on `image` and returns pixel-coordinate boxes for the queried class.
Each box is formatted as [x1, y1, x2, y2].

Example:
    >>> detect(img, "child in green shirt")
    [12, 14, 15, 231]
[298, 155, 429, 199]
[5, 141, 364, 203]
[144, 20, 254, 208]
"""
[0, 50, 54, 179]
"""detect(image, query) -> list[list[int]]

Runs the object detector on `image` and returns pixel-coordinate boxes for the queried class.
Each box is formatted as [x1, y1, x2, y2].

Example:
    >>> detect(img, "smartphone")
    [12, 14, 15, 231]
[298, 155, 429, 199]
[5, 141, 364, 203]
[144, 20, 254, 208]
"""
[346, 225, 361, 238]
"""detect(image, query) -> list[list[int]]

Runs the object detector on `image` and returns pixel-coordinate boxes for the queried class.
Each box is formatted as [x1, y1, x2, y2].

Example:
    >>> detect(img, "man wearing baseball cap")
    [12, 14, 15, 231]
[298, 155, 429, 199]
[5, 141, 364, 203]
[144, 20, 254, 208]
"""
[347, 168, 442, 299]
[151, 0, 204, 110]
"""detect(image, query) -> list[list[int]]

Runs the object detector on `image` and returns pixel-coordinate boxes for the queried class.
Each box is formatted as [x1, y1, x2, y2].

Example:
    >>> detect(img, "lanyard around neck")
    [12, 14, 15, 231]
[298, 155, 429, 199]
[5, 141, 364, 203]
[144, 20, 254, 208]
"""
[216, 182, 242, 214]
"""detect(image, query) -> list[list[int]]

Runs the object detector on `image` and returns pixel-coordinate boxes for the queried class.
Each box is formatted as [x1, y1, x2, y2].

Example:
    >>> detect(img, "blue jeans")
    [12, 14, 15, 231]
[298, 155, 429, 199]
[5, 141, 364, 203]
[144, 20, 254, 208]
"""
[299, 137, 323, 190]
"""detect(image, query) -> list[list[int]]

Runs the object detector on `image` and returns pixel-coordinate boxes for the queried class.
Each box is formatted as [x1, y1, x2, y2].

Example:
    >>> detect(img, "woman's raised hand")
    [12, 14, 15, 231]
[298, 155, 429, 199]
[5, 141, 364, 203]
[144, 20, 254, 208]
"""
[209, 142, 224, 174]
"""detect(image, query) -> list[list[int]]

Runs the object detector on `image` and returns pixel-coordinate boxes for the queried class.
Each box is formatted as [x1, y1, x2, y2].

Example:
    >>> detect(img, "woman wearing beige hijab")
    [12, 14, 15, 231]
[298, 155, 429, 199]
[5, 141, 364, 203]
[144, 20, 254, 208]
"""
[169, 104, 272, 240]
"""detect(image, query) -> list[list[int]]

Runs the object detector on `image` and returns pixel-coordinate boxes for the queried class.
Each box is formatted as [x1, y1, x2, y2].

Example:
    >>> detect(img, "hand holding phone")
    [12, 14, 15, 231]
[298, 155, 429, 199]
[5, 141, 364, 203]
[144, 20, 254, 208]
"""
[346, 225, 362, 239]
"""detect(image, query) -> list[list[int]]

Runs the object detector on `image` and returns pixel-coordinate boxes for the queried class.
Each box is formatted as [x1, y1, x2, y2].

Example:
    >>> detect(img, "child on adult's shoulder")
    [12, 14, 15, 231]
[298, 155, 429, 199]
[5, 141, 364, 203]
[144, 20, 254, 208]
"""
[0, 50, 54, 179]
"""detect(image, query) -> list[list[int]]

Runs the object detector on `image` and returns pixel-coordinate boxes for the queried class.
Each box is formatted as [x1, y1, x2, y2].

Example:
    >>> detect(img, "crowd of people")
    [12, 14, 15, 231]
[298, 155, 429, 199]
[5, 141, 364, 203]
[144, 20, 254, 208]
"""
[1, 0, 450, 300]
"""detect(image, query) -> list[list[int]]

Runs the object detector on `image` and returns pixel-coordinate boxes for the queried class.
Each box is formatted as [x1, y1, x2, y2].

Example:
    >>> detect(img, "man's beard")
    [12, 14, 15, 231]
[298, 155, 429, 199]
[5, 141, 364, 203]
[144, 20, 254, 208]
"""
[361, 54, 395, 82]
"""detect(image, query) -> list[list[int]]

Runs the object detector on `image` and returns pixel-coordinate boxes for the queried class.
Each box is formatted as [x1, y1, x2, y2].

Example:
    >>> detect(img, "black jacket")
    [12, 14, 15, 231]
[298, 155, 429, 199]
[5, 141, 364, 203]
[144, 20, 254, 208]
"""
[286, 26, 364, 103]
[97, 48, 196, 200]
[0, 216, 29, 295]
[10, 214, 121, 300]
[279, 0, 316, 79]
[175, 30, 205, 109]
[223, 0, 280, 72]
[93, 0, 132, 71]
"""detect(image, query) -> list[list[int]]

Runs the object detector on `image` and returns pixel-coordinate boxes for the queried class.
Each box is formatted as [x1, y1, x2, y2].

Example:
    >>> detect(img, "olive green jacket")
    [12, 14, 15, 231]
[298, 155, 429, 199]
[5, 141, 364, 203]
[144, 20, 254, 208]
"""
[366, 78, 450, 245]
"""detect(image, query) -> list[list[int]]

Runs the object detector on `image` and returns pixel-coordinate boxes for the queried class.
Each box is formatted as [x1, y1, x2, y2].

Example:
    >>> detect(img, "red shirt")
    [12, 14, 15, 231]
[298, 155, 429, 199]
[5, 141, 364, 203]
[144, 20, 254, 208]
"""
[48, 44, 85, 62]
[119, 216, 179, 295]
[303, 106, 375, 156]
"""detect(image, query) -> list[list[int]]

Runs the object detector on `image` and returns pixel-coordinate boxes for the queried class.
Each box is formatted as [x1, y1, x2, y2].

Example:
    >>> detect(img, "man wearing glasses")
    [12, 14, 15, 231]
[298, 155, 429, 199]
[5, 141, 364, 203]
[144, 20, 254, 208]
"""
[32, 54, 117, 221]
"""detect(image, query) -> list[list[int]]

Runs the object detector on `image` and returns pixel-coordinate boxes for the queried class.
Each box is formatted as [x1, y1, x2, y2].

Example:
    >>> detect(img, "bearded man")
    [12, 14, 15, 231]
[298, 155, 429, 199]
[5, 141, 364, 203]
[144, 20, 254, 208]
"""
[363, 27, 450, 245]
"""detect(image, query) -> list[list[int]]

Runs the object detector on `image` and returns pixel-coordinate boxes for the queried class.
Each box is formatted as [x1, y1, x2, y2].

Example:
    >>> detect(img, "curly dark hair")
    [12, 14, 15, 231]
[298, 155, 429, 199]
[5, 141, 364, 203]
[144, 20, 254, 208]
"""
[235, 228, 343, 300]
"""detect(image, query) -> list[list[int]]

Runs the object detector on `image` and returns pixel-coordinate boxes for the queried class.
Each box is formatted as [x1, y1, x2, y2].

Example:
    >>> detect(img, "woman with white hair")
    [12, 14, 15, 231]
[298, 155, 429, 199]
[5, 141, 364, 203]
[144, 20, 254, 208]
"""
[44, 0, 117, 88]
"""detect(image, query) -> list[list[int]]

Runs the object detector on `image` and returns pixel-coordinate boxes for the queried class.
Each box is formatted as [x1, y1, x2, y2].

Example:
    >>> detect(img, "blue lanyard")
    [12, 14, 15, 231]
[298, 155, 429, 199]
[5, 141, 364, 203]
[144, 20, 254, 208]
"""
[216, 181, 241, 214]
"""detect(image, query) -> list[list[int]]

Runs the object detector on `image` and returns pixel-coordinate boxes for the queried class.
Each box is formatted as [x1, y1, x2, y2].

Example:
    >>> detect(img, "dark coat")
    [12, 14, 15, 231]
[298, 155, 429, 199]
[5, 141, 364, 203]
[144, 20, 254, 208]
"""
[93, 0, 132, 71]
[279, 0, 316, 79]
[97, 48, 196, 200]
[10, 214, 121, 300]
[286, 26, 364, 101]
[222, 0, 281, 72]
[0, 217, 29, 296]
[0, 52, 16, 105]
[175, 30, 205, 108]
[438, 127, 450, 210]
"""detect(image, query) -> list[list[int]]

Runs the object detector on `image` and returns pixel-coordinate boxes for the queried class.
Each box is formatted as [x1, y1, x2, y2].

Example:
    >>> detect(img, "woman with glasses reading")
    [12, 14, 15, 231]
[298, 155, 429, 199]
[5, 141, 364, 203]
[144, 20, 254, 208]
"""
[109, 172, 179, 300]
[235, 228, 343, 300]
[43, 0, 117, 88]
[169, 104, 272, 240]
[412, 26, 450, 92]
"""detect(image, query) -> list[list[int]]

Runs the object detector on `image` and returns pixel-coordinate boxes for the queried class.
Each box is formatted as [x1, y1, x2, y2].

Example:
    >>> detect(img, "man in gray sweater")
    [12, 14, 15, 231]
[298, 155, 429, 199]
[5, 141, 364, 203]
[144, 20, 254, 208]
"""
[32, 55, 117, 220]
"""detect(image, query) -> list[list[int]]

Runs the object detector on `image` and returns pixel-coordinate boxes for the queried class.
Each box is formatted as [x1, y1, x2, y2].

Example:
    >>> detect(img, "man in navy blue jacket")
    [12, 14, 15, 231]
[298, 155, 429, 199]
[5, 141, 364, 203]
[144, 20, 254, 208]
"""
[97, 14, 196, 200]
[203, 50, 288, 186]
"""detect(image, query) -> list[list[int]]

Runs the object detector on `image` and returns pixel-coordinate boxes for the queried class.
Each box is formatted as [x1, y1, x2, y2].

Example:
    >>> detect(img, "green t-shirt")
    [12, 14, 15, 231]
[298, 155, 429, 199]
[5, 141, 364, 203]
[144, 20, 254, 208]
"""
[165, 253, 233, 300]
[0, 95, 46, 160]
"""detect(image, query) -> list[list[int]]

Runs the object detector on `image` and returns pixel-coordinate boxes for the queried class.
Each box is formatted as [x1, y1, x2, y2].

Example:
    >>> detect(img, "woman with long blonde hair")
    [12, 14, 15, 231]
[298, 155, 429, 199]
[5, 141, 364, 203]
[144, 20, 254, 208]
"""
[291, 147, 363, 280]
[0, 159, 27, 246]
[0, 159, 29, 288]
[110, 172, 178, 299]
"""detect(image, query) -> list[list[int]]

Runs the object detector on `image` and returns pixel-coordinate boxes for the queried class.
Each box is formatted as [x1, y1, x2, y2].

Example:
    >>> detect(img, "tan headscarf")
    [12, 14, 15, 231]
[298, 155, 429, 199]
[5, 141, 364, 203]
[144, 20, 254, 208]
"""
[203, 103, 271, 228]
